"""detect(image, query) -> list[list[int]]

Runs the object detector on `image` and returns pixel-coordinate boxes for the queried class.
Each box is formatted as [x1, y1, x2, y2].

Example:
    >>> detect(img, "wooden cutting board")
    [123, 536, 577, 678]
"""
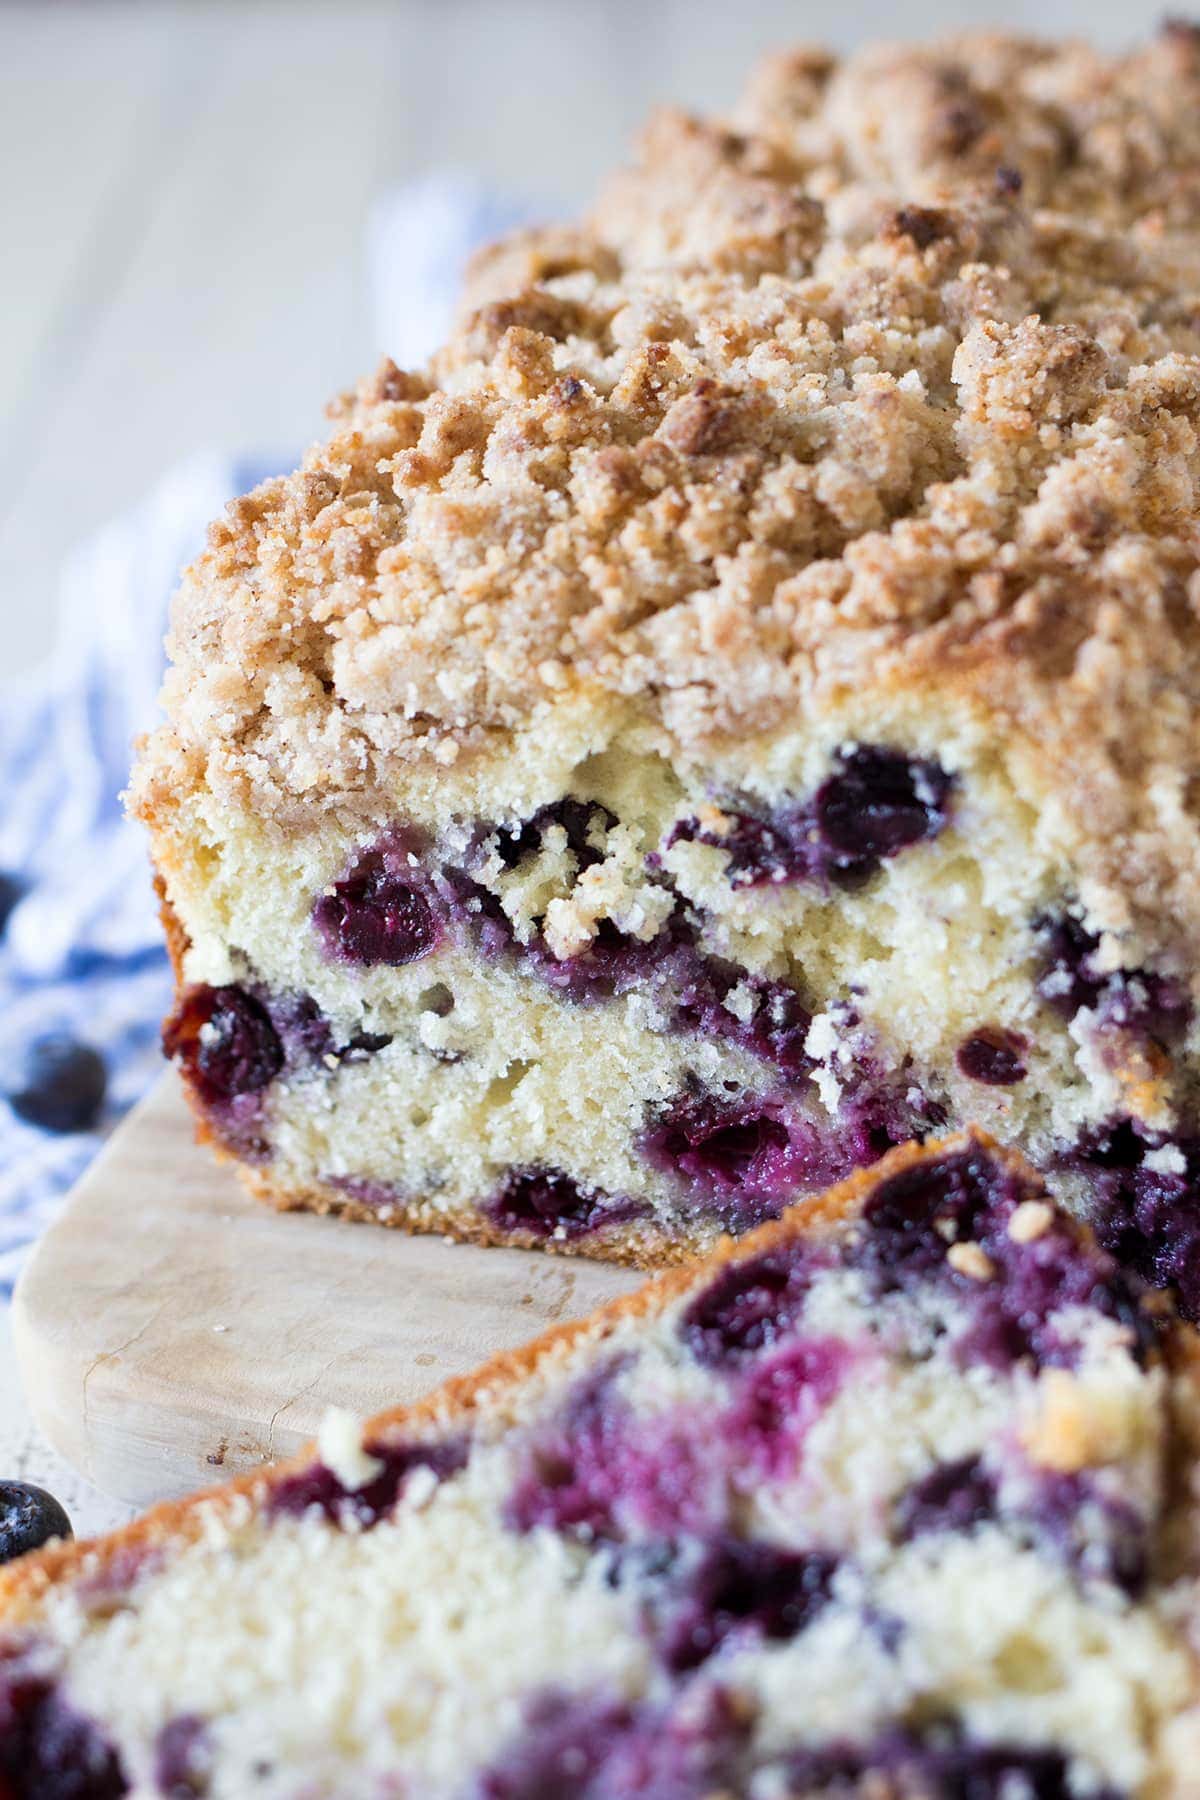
[12, 1076, 640, 1510]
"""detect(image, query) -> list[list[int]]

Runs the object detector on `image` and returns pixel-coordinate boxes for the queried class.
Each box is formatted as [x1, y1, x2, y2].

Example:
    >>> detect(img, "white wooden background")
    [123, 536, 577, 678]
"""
[0, 0, 1161, 1536]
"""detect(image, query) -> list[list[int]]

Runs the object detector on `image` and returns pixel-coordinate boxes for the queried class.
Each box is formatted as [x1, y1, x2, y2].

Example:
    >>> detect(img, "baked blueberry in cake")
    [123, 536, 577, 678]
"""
[132, 25, 1200, 1283]
[2, 1136, 1198, 1796]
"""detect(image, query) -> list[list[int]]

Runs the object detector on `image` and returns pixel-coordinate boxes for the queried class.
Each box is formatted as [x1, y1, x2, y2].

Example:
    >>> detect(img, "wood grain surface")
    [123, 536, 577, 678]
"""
[12, 1075, 639, 1509]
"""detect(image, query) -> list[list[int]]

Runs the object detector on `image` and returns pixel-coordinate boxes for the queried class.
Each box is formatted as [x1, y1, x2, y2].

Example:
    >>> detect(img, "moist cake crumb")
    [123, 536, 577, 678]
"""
[1, 1136, 1197, 1796]
[130, 23, 1200, 1290]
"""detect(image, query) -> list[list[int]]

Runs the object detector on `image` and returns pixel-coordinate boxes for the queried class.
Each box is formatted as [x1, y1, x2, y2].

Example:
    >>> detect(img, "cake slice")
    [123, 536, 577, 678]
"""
[132, 26, 1200, 1292]
[2, 1134, 1200, 1796]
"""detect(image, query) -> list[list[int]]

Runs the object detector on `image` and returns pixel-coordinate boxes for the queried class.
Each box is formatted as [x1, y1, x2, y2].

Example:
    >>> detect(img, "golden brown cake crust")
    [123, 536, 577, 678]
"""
[133, 26, 1200, 970]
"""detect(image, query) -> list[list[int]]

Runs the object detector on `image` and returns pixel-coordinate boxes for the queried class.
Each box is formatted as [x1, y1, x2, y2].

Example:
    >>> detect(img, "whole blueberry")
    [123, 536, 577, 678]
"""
[0, 1482, 72, 1562]
[6, 1036, 107, 1133]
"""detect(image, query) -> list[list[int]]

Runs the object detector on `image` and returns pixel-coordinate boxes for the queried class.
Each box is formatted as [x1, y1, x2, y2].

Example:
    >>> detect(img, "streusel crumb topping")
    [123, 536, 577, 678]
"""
[138, 29, 1200, 954]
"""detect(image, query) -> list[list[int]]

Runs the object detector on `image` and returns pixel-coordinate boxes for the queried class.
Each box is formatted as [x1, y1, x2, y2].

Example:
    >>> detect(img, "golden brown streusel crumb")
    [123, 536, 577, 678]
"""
[133, 26, 1200, 973]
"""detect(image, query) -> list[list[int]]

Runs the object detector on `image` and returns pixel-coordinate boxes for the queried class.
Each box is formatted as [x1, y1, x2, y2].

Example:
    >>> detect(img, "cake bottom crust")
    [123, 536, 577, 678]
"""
[238, 1159, 714, 1267]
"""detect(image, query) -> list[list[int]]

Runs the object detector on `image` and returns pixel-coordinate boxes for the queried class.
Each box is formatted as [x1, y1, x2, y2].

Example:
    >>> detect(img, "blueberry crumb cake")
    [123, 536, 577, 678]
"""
[133, 25, 1200, 1296]
[4, 1134, 1200, 1797]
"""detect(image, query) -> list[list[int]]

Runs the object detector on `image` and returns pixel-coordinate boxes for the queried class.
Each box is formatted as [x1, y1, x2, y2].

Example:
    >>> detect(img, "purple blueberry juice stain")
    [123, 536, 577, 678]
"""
[727, 1336, 853, 1479]
[857, 1148, 1160, 1371]
[163, 981, 394, 1158]
[505, 1357, 718, 1543]
[313, 831, 442, 966]
[893, 1456, 1148, 1596]
[1063, 1120, 1200, 1323]
[0, 1667, 128, 1799]
[154, 1715, 211, 1797]
[325, 1173, 405, 1212]
[680, 1240, 819, 1368]
[643, 1077, 939, 1234]
[521, 921, 684, 1005]
[493, 799, 616, 873]
[1036, 913, 1189, 1040]
[784, 1730, 1106, 1800]
[268, 1436, 468, 1529]
[669, 745, 954, 890]
[956, 1027, 1028, 1086]
[485, 1168, 647, 1241]
[446, 802, 694, 1004]
[475, 1687, 750, 1800]
[441, 799, 827, 1084]
[1031, 1473, 1149, 1599]
[671, 959, 813, 1078]
[261, 990, 334, 1068]
[895, 1455, 998, 1540]
[642, 1098, 804, 1230]
[660, 1537, 837, 1671]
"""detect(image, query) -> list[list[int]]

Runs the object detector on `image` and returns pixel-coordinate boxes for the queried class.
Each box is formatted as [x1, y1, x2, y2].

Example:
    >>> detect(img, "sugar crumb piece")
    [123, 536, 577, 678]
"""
[403, 1465, 440, 1510]
[1020, 1367, 1144, 1472]
[316, 1408, 384, 1493]
[946, 1241, 995, 1280]
[1007, 1199, 1055, 1243]
[1143, 1143, 1187, 1176]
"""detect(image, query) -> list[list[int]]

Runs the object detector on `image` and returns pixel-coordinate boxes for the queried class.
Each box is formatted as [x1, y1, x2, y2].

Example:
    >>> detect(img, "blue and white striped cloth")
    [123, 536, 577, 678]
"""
[0, 176, 527, 1293]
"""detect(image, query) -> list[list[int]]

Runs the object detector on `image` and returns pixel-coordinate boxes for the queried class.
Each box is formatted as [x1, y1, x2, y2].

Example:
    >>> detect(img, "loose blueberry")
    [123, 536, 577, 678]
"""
[956, 1027, 1028, 1086]
[162, 985, 283, 1106]
[313, 835, 441, 966]
[663, 1537, 837, 1671]
[5, 1037, 106, 1134]
[0, 1483, 71, 1562]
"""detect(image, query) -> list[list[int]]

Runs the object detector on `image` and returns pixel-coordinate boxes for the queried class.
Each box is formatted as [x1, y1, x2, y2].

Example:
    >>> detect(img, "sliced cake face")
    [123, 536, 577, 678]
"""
[1, 1140, 1197, 1797]
[148, 688, 1200, 1285]
[131, 25, 1200, 1284]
